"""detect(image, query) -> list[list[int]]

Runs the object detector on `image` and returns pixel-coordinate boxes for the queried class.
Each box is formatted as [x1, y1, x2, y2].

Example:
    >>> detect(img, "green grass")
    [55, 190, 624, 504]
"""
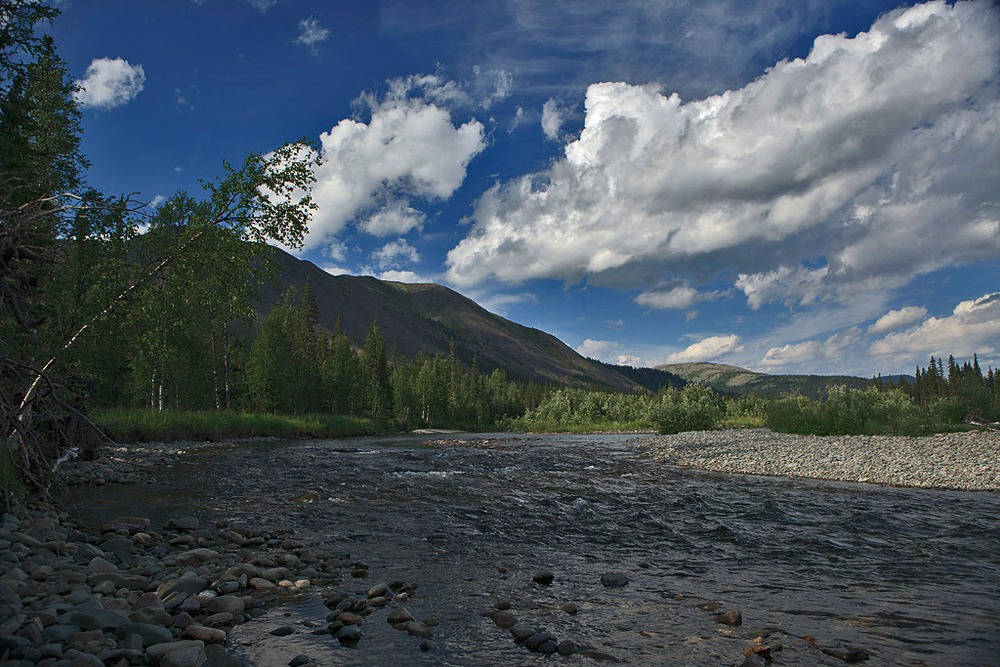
[93, 408, 382, 443]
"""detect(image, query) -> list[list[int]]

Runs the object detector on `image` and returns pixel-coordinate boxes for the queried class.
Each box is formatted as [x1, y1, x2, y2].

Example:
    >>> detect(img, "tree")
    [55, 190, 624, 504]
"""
[361, 321, 392, 421]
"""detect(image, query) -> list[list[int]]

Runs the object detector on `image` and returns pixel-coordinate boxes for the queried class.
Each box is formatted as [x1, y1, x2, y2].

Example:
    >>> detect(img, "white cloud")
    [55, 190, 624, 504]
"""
[868, 305, 927, 334]
[295, 16, 330, 52]
[371, 238, 420, 270]
[300, 76, 487, 250]
[634, 285, 699, 310]
[378, 269, 426, 283]
[759, 326, 862, 369]
[244, 0, 276, 13]
[541, 99, 567, 141]
[446, 0, 1000, 316]
[666, 334, 743, 363]
[870, 292, 1000, 359]
[359, 199, 426, 236]
[74, 58, 145, 109]
[576, 338, 619, 360]
[472, 66, 514, 109]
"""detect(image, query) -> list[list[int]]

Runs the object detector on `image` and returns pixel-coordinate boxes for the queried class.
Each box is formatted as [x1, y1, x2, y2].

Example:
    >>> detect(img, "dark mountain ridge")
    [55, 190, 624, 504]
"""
[258, 248, 641, 391]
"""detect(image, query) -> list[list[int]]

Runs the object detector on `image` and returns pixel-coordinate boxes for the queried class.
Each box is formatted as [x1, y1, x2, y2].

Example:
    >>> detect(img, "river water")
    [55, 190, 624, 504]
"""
[67, 433, 1000, 666]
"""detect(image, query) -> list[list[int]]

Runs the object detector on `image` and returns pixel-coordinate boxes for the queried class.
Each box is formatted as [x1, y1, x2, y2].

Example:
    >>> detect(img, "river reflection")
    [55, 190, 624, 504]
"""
[66, 433, 1000, 666]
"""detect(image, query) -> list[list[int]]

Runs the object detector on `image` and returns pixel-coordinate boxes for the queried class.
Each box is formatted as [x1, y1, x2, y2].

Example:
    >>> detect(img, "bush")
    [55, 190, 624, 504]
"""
[651, 384, 723, 434]
[765, 386, 925, 435]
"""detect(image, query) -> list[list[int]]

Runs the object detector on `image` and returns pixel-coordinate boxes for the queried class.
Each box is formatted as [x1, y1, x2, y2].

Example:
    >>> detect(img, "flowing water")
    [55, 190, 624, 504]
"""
[67, 433, 1000, 666]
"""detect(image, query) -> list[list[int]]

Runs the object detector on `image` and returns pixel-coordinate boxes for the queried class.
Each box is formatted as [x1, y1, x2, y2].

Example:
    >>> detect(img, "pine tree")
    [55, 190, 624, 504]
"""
[361, 321, 392, 421]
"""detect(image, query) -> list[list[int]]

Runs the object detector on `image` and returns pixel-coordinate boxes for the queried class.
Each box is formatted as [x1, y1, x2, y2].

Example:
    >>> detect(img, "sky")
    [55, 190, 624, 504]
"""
[51, 0, 1000, 377]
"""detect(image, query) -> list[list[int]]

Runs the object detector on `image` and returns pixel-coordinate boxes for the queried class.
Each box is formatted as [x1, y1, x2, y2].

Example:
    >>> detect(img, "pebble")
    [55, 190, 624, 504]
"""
[635, 428, 1000, 491]
[0, 463, 366, 667]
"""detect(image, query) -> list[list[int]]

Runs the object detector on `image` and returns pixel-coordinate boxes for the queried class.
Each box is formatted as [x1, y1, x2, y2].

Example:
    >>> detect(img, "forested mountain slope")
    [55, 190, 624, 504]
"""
[657, 362, 873, 399]
[259, 248, 641, 391]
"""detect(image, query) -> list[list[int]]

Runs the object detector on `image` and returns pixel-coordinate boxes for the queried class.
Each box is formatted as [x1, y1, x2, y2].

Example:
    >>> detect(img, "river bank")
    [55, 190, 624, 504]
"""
[635, 427, 1000, 491]
[3, 429, 998, 666]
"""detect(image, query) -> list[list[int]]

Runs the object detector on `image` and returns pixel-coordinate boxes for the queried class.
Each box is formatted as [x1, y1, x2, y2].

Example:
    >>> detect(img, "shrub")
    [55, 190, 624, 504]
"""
[765, 386, 925, 435]
[651, 384, 723, 434]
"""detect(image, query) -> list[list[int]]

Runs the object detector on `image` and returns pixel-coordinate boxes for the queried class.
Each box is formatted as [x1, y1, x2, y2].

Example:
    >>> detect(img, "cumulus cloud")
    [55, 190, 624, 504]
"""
[576, 339, 643, 366]
[634, 284, 718, 310]
[295, 17, 330, 52]
[371, 238, 420, 270]
[870, 292, 1000, 358]
[759, 327, 861, 368]
[446, 0, 1000, 316]
[666, 334, 744, 363]
[74, 57, 145, 109]
[541, 99, 568, 141]
[868, 305, 928, 334]
[299, 75, 487, 249]
[359, 199, 426, 236]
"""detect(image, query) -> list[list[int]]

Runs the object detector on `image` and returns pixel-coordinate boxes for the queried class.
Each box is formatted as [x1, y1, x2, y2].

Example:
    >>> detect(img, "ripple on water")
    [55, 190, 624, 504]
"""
[66, 433, 1000, 666]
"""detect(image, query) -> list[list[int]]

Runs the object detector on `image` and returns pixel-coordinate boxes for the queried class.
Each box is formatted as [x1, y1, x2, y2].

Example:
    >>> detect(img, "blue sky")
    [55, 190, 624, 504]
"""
[53, 0, 1000, 376]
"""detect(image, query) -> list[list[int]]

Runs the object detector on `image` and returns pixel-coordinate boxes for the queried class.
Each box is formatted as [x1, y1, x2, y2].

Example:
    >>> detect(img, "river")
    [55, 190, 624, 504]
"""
[66, 433, 1000, 666]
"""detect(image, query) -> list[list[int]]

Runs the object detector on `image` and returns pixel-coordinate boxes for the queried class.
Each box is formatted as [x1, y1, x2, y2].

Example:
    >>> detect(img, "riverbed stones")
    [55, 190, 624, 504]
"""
[714, 610, 743, 626]
[0, 487, 378, 667]
[532, 570, 554, 586]
[600, 572, 630, 588]
[636, 428, 1000, 491]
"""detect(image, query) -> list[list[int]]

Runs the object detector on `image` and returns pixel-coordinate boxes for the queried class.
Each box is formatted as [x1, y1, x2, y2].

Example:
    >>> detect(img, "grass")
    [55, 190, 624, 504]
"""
[93, 408, 383, 443]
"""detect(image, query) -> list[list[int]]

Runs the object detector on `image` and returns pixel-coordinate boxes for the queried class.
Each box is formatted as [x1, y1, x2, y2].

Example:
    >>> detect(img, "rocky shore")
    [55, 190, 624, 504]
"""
[635, 428, 1000, 492]
[0, 440, 430, 667]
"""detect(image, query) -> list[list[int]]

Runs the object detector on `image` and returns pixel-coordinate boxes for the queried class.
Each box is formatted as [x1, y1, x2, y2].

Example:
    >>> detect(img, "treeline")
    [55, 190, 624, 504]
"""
[521, 357, 998, 436]
[241, 284, 540, 429]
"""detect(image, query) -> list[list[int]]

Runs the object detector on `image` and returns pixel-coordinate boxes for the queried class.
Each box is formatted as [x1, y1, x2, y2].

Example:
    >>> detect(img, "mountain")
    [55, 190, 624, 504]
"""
[656, 362, 874, 399]
[258, 248, 641, 391]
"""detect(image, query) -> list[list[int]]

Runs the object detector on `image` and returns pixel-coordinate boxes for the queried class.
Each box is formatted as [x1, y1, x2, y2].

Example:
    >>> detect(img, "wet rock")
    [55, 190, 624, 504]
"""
[387, 606, 414, 626]
[713, 610, 742, 626]
[115, 621, 174, 646]
[204, 595, 245, 616]
[159, 643, 209, 667]
[510, 626, 536, 644]
[270, 625, 296, 637]
[174, 548, 220, 566]
[184, 624, 227, 643]
[532, 570, 554, 586]
[600, 572, 630, 588]
[158, 576, 208, 598]
[167, 517, 201, 531]
[524, 630, 558, 652]
[561, 602, 578, 615]
[403, 621, 435, 639]
[822, 646, 871, 663]
[486, 610, 518, 628]
[334, 624, 362, 644]
[64, 608, 131, 631]
[740, 653, 768, 667]
[367, 582, 390, 598]
[289, 656, 314, 667]
[557, 639, 579, 655]
[204, 643, 242, 666]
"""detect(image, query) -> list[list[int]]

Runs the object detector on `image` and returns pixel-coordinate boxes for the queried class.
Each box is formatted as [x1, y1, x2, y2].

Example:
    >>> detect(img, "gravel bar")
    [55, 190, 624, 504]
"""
[634, 428, 1000, 492]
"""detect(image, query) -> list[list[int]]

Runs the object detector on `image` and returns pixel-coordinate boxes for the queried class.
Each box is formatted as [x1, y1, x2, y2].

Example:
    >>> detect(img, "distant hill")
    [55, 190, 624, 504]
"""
[591, 361, 687, 393]
[656, 362, 875, 399]
[258, 248, 642, 391]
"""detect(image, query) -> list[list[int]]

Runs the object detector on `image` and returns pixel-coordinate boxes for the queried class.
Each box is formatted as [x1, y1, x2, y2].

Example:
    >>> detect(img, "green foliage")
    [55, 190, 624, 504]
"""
[94, 408, 377, 443]
[651, 384, 724, 434]
[518, 387, 658, 432]
[765, 386, 925, 435]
